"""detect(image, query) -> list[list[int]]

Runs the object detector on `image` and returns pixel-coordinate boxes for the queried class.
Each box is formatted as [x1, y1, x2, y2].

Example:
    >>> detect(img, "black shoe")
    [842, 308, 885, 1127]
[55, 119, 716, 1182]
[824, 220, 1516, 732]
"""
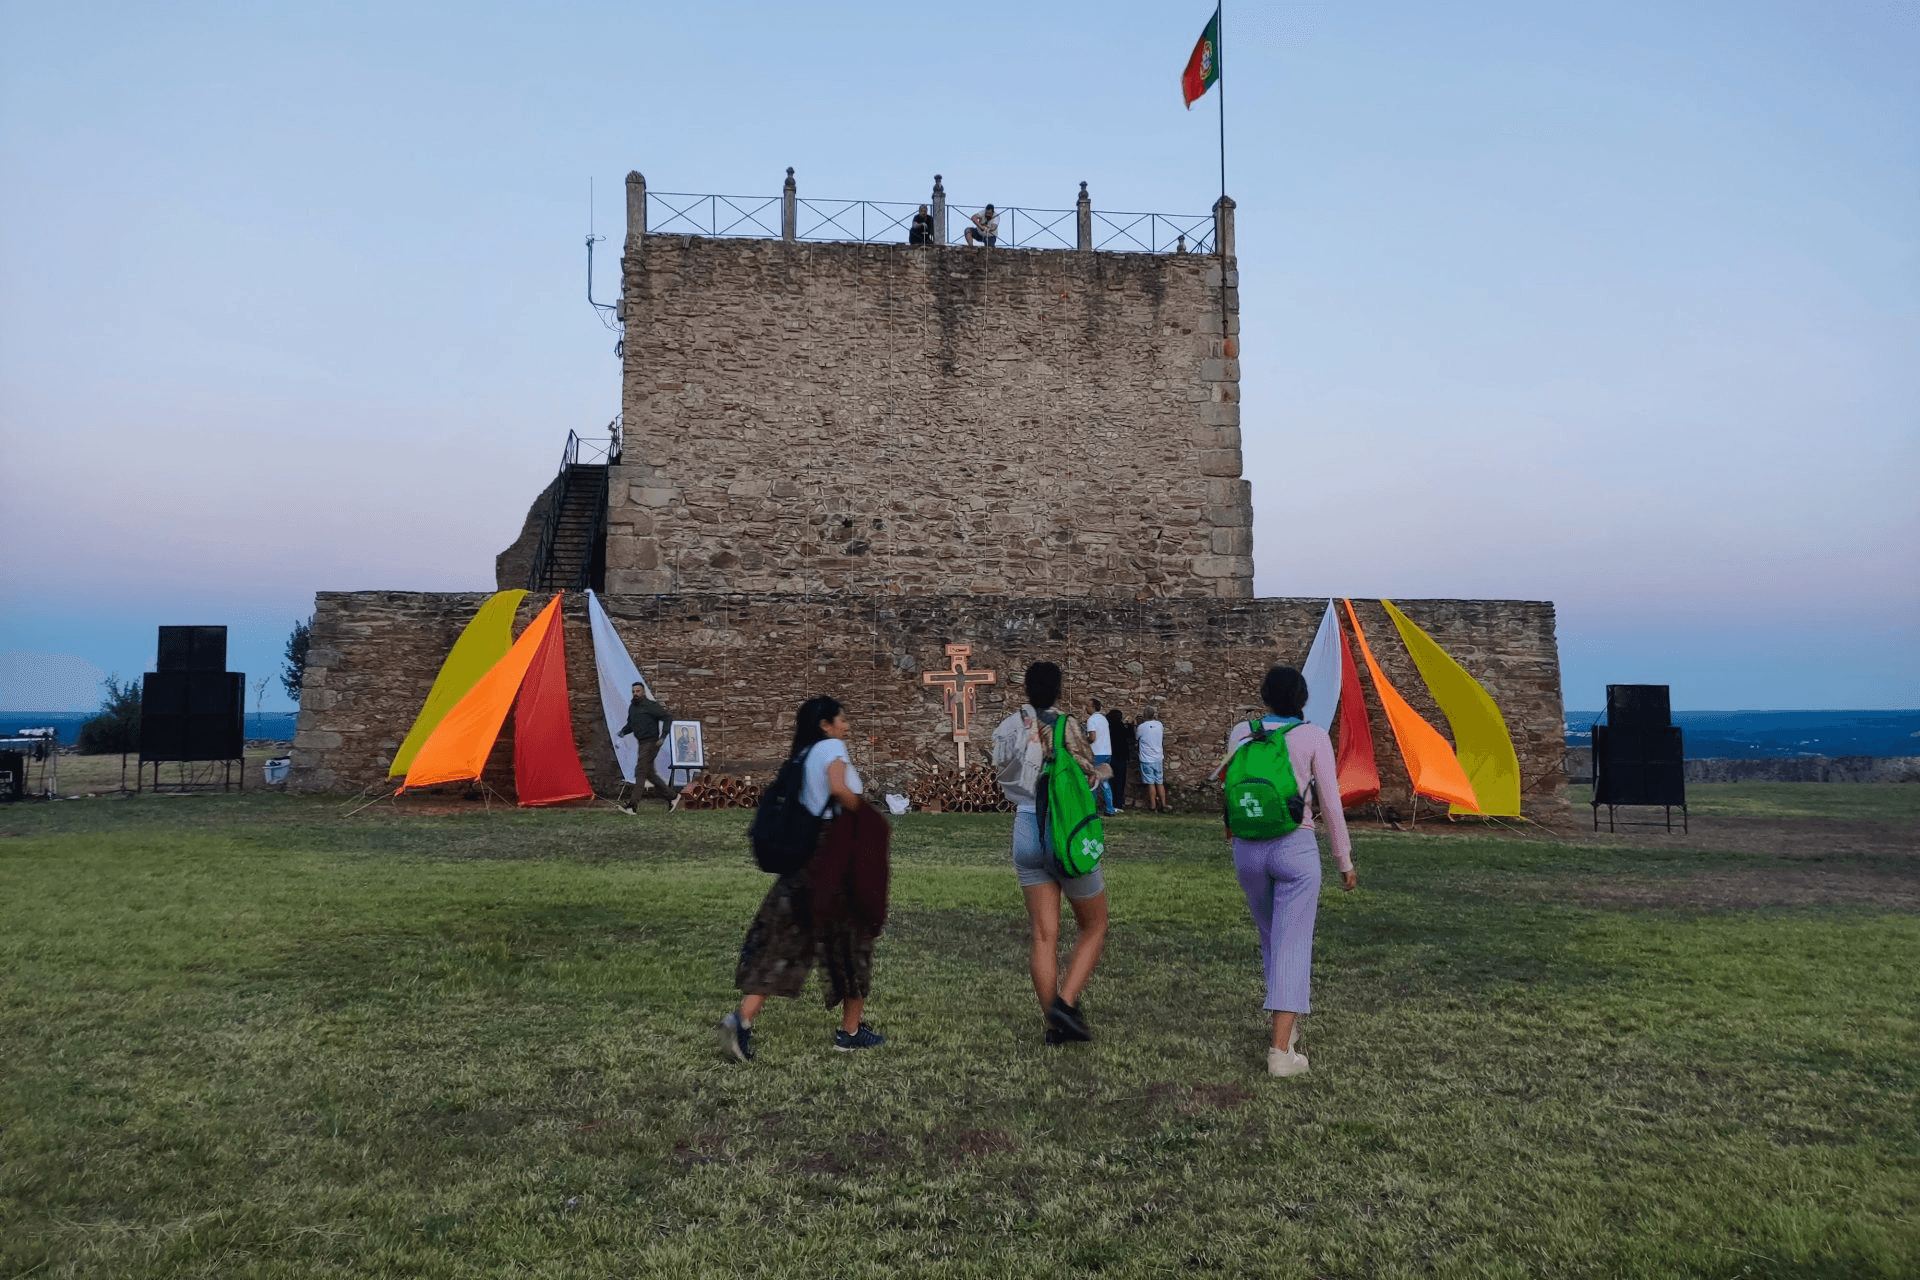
[720, 1011, 754, 1062]
[1044, 1027, 1065, 1046]
[833, 1022, 886, 1052]
[1046, 996, 1091, 1042]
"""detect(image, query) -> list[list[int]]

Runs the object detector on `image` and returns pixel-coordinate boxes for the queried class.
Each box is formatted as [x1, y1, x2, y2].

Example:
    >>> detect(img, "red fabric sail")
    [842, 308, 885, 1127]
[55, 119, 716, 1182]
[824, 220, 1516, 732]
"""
[512, 598, 593, 806]
[1334, 612, 1382, 809]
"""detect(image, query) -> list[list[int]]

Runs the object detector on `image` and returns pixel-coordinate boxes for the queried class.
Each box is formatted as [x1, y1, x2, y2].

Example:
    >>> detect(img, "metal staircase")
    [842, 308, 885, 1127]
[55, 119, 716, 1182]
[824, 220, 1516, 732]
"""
[527, 419, 619, 592]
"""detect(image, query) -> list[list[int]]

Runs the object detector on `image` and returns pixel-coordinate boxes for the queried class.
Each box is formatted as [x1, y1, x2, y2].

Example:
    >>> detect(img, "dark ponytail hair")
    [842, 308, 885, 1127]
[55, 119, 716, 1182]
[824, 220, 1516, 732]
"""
[790, 695, 844, 758]
[1260, 666, 1308, 720]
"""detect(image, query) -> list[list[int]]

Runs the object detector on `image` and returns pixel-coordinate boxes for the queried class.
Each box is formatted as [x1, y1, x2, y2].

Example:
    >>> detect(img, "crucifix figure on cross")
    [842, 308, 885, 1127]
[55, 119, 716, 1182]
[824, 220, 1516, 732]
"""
[921, 643, 997, 771]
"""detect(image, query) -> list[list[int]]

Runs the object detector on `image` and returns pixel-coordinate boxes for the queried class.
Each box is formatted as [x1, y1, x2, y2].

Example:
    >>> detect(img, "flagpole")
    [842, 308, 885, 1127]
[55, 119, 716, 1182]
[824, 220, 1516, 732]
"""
[1217, 0, 1226, 219]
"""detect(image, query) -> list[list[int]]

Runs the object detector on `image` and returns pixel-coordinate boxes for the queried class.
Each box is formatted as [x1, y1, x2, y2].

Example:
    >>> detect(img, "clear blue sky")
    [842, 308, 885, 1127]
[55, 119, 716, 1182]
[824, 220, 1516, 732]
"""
[2, 0, 1915, 712]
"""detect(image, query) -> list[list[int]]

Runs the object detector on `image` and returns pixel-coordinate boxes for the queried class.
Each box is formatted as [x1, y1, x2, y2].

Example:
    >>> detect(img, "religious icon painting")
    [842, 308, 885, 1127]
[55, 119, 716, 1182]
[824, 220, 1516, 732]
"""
[669, 720, 705, 769]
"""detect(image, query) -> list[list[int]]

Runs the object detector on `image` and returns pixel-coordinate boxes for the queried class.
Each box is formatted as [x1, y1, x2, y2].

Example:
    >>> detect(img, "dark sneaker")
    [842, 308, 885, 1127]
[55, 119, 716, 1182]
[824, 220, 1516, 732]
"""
[1046, 996, 1091, 1042]
[833, 1022, 886, 1052]
[1044, 1027, 1066, 1046]
[720, 1011, 754, 1062]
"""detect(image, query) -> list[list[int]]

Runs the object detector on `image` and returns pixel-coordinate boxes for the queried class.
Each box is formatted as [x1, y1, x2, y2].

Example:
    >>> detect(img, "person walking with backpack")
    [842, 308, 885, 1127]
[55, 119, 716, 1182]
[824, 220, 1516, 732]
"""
[991, 662, 1111, 1045]
[1222, 666, 1355, 1078]
[721, 696, 888, 1061]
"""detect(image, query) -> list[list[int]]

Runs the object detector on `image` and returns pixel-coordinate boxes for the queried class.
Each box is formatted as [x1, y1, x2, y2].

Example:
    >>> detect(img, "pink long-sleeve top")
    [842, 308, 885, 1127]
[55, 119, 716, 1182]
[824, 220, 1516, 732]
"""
[1222, 716, 1354, 872]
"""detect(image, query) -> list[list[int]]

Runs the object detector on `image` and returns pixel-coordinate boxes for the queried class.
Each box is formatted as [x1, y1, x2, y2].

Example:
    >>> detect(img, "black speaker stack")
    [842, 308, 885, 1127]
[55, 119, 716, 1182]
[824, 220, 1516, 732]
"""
[1591, 683, 1687, 831]
[141, 626, 245, 764]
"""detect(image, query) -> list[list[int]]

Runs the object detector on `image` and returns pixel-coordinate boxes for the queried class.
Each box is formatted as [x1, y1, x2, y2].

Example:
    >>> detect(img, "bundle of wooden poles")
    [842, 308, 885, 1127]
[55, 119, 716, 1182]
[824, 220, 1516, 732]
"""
[906, 763, 1012, 814]
[673, 773, 763, 810]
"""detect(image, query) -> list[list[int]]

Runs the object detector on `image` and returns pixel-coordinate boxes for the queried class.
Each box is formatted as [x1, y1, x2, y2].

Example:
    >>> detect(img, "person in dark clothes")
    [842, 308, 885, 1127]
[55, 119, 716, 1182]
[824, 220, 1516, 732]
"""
[908, 204, 935, 245]
[1108, 709, 1135, 811]
[616, 681, 671, 797]
[720, 696, 888, 1061]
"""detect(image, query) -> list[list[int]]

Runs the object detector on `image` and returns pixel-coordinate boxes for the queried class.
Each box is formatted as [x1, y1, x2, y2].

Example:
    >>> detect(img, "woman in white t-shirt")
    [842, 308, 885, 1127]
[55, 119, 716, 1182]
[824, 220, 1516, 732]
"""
[722, 696, 886, 1060]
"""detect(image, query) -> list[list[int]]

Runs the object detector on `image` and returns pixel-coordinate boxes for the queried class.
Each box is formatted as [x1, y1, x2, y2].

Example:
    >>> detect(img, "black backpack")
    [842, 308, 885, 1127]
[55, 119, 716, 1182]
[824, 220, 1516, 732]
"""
[748, 750, 823, 875]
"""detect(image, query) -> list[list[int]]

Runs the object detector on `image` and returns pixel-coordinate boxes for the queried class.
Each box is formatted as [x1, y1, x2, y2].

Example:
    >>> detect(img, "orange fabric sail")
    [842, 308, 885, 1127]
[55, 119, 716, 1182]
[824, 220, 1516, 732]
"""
[1382, 600, 1522, 817]
[512, 603, 593, 806]
[1342, 599, 1480, 813]
[1334, 610, 1382, 809]
[388, 589, 527, 777]
[401, 595, 562, 792]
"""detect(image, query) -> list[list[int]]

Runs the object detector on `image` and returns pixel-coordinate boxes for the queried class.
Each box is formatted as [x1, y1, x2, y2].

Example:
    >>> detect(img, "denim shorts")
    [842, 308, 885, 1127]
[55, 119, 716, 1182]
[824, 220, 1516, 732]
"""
[1012, 809, 1105, 899]
[1139, 759, 1164, 784]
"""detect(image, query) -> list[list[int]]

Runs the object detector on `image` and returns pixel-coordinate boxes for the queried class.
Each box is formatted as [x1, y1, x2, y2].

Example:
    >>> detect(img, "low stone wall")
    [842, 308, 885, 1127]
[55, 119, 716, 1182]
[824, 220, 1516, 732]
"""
[1563, 748, 1920, 785]
[290, 592, 1566, 820]
[1687, 756, 1920, 784]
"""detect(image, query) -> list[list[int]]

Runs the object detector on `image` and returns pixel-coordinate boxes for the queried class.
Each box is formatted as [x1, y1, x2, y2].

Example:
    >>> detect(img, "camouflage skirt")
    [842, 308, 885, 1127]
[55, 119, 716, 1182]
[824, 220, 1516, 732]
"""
[734, 865, 875, 1008]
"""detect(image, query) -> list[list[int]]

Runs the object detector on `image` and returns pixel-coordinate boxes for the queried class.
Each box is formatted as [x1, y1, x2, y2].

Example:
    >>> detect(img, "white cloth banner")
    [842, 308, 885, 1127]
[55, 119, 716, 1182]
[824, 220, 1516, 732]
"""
[1300, 598, 1343, 733]
[586, 589, 649, 785]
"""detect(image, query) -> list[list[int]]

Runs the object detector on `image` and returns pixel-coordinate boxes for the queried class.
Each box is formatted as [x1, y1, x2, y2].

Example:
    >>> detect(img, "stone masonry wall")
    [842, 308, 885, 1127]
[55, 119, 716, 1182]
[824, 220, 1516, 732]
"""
[291, 591, 1567, 822]
[597, 236, 1251, 600]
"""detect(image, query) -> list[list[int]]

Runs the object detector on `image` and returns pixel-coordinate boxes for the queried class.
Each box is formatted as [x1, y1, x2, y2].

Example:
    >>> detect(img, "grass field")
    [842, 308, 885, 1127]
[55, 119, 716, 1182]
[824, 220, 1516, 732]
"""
[2, 786, 1916, 1278]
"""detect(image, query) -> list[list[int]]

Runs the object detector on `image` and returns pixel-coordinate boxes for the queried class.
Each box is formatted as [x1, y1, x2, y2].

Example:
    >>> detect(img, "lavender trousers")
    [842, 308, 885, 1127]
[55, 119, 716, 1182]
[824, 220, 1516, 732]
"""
[1232, 828, 1322, 1013]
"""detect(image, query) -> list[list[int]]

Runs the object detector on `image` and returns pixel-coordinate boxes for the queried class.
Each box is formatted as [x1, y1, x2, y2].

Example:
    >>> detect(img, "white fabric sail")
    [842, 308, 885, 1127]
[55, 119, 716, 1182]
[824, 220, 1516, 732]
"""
[1300, 598, 1343, 733]
[586, 589, 649, 784]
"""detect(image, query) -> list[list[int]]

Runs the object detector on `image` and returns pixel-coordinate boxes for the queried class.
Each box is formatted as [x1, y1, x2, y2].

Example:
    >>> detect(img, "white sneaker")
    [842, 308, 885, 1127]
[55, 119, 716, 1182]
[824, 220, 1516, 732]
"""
[1267, 1047, 1310, 1077]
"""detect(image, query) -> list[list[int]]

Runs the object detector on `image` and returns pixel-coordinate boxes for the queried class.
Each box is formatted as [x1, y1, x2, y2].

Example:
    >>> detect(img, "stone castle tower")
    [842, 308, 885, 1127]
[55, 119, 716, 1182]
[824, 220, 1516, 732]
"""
[502, 172, 1252, 601]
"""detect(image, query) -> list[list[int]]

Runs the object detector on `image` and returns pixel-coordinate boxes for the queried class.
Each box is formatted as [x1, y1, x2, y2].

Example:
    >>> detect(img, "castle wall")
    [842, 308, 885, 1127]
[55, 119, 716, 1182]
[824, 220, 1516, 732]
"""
[290, 591, 1567, 822]
[604, 237, 1252, 599]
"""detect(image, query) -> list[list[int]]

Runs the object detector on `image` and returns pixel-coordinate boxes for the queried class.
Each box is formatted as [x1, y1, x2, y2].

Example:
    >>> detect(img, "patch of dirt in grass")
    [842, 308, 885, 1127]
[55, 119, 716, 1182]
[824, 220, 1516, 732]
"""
[1576, 815, 1917, 861]
[1145, 1081, 1254, 1113]
[1552, 812, 1920, 911]
[1564, 865, 1920, 912]
[942, 1128, 1017, 1161]
[671, 1133, 730, 1167]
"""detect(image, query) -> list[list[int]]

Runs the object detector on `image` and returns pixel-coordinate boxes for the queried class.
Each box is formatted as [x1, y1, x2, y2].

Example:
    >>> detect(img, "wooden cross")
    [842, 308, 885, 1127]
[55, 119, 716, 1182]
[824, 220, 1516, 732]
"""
[922, 643, 997, 771]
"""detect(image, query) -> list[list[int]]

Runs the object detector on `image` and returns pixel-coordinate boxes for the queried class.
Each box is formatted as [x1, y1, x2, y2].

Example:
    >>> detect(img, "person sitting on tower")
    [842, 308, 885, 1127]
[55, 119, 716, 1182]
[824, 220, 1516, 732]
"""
[964, 204, 999, 248]
[909, 204, 935, 245]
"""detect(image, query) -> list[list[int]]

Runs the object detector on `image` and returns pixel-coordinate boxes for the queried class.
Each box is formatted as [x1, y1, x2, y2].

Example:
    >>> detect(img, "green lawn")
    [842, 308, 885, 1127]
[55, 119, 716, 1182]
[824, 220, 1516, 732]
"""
[2, 792, 1916, 1278]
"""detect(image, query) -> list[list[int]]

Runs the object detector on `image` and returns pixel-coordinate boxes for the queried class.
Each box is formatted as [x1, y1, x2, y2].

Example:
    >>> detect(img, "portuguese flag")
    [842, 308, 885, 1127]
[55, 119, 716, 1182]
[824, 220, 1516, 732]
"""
[1181, 7, 1221, 108]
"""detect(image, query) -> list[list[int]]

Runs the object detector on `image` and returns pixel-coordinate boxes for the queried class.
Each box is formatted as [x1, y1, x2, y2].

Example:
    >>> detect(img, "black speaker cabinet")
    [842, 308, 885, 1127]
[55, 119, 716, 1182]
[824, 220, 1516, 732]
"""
[157, 625, 228, 672]
[141, 671, 243, 761]
[1592, 723, 1686, 806]
[0, 751, 25, 802]
[1605, 684, 1672, 731]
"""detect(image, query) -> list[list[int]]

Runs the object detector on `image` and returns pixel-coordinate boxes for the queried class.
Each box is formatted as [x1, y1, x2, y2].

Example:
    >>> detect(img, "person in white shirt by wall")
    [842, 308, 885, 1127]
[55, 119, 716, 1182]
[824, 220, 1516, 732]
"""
[1134, 708, 1167, 813]
[1084, 698, 1118, 817]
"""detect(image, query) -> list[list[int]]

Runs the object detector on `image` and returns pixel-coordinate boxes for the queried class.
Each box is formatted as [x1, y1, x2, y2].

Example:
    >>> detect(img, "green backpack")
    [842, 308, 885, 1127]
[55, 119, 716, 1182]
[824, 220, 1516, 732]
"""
[1223, 717, 1307, 839]
[1037, 714, 1105, 878]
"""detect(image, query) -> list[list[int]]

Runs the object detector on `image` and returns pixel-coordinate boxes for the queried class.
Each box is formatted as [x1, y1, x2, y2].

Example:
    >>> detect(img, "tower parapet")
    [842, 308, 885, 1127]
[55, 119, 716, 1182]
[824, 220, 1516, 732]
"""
[596, 170, 1251, 600]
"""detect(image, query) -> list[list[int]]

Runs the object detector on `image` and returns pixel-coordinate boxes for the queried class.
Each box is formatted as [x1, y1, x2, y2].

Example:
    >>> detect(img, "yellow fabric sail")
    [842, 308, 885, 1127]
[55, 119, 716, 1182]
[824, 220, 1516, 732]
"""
[1382, 600, 1522, 817]
[401, 595, 562, 792]
[388, 590, 527, 777]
